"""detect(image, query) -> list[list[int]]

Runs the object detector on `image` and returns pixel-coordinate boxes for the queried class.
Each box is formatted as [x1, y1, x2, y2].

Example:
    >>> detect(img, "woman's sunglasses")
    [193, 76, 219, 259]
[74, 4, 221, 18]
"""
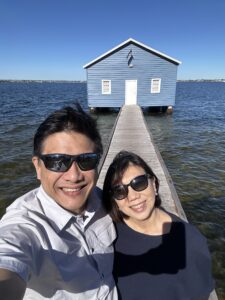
[111, 174, 151, 200]
[39, 153, 100, 172]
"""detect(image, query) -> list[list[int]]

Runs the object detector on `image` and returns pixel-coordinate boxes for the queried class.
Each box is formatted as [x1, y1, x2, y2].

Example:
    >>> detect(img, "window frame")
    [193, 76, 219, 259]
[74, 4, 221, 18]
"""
[151, 78, 161, 94]
[102, 80, 111, 94]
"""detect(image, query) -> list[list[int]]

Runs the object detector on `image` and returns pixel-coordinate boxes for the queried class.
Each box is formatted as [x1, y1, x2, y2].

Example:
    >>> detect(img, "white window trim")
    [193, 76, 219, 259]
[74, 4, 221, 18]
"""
[102, 80, 111, 94]
[151, 78, 161, 93]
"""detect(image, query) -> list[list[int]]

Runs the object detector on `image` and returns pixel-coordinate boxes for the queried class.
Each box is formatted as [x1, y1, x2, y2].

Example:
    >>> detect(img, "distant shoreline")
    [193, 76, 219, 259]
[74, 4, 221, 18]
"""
[177, 79, 225, 82]
[0, 79, 225, 83]
[0, 80, 86, 83]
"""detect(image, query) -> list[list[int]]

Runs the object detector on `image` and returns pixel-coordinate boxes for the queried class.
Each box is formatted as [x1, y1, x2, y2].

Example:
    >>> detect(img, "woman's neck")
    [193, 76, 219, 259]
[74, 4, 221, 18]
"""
[124, 208, 172, 235]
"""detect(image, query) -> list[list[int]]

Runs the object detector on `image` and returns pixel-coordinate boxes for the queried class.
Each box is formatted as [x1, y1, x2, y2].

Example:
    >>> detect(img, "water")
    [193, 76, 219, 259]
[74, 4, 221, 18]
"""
[145, 82, 225, 299]
[0, 81, 224, 299]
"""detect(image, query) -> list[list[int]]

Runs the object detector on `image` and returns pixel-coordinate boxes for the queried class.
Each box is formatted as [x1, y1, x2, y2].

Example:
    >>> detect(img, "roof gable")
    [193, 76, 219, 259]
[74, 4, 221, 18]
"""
[83, 38, 181, 69]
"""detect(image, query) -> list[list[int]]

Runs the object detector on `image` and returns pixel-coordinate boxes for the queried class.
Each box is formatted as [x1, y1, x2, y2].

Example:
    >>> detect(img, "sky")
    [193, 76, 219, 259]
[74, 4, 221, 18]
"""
[0, 0, 225, 81]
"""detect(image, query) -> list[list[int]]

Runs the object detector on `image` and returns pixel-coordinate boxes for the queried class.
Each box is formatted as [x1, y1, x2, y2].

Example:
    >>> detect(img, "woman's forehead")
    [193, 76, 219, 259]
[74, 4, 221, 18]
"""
[113, 164, 145, 184]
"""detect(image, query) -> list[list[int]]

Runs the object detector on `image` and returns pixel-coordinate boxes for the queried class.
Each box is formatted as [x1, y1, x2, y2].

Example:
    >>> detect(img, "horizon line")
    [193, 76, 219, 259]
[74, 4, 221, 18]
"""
[1, 79, 225, 82]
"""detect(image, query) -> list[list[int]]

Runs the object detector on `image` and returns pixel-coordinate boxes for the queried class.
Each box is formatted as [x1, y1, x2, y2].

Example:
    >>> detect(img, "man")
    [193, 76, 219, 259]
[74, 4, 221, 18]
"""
[0, 104, 118, 299]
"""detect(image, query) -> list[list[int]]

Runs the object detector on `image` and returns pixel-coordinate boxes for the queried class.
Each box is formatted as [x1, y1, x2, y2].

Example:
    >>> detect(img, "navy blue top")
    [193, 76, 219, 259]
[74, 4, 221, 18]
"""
[114, 212, 214, 300]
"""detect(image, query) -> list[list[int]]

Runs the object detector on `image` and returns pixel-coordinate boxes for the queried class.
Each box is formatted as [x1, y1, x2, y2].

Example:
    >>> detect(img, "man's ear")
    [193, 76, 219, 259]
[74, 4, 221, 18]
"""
[32, 157, 41, 180]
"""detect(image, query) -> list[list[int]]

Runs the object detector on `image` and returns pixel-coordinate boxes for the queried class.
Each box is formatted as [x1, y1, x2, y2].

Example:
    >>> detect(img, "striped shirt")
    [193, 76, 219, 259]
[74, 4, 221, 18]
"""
[0, 186, 118, 300]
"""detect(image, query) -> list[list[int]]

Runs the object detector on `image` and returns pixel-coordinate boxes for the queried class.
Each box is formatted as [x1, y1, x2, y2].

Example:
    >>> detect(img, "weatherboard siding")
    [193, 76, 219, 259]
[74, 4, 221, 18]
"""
[86, 43, 178, 108]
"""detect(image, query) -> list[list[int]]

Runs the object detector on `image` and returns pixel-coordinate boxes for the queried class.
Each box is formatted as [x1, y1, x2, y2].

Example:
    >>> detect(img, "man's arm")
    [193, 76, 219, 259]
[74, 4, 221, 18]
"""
[0, 268, 26, 300]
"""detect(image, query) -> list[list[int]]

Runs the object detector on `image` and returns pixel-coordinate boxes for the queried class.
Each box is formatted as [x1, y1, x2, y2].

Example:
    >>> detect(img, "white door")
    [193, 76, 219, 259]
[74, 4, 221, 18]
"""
[125, 80, 137, 105]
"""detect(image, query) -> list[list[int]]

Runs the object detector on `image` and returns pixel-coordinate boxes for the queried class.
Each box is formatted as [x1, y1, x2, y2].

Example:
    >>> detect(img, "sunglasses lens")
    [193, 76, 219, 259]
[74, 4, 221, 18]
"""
[111, 174, 149, 200]
[42, 155, 71, 172]
[77, 154, 99, 171]
[112, 185, 127, 200]
[131, 175, 148, 191]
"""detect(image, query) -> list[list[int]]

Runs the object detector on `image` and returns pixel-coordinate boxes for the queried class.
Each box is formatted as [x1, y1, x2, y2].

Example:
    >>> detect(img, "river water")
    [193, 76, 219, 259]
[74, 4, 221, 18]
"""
[0, 81, 224, 299]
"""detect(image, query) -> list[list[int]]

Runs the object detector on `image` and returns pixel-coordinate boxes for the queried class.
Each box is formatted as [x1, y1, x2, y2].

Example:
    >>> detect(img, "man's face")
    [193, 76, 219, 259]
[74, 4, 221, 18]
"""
[32, 131, 97, 214]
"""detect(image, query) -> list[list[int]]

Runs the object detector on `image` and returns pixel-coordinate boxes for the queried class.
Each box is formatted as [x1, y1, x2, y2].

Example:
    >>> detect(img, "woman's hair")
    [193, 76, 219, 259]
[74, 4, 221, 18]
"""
[102, 150, 161, 222]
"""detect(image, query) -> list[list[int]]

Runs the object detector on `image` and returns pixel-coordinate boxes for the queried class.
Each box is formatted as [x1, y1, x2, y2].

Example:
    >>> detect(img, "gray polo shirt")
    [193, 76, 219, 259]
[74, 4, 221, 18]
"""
[0, 186, 118, 299]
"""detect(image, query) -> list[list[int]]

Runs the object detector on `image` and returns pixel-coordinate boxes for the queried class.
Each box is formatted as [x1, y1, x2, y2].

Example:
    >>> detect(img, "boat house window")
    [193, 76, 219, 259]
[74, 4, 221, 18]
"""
[151, 78, 161, 93]
[102, 80, 111, 94]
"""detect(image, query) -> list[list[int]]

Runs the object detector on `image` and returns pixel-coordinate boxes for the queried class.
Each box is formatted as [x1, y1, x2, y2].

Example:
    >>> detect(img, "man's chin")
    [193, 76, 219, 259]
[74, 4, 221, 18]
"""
[59, 195, 87, 214]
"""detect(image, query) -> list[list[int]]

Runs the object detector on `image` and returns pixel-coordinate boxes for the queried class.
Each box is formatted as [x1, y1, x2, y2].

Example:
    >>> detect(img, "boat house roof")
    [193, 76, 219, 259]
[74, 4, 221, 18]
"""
[83, 38, 182, 69]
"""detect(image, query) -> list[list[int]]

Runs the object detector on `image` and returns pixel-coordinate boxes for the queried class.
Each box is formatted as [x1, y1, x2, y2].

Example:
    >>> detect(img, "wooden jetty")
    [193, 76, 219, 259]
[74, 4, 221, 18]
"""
[97, 104, 186, 219]
[97, 104, 218, 300]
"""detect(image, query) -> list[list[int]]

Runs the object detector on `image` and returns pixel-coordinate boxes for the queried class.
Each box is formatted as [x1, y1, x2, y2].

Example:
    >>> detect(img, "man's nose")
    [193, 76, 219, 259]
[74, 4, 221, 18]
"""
[63, 162, 83, 181]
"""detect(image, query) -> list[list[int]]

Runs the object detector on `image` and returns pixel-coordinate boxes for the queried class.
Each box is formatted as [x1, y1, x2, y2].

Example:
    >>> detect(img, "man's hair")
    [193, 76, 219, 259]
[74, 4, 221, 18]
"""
[33, 103, 103, 156]
[102, 150, 161, 223]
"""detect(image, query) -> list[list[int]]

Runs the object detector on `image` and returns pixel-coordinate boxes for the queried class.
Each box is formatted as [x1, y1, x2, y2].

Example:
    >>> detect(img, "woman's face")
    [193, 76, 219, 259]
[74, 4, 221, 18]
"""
[113, 164, 157, 224]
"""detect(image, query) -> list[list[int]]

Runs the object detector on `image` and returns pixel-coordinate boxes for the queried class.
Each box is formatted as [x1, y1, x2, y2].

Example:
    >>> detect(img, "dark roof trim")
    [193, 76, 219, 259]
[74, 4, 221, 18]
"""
[83, 38, 181, 69]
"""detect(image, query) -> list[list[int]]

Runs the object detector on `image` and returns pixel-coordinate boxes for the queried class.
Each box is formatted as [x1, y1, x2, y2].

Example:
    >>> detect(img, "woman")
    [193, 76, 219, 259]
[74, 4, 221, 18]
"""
[103, 150, 214, 300]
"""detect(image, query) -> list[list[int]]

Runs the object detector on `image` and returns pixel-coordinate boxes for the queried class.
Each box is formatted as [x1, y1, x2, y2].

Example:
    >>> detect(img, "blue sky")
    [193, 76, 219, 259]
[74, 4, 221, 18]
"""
[0, 0, 225, 81]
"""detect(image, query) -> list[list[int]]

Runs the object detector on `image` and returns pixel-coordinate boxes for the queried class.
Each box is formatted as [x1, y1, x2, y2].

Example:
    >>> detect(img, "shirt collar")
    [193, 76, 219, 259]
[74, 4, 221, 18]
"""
[81, 187, 101, 227]
[37, 185, 101, 233]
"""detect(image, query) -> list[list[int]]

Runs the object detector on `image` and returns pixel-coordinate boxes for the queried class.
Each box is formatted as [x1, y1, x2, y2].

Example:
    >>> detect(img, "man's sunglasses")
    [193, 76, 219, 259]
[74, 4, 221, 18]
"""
[111, 174, 151, 200]
[39, 153, 100, 172]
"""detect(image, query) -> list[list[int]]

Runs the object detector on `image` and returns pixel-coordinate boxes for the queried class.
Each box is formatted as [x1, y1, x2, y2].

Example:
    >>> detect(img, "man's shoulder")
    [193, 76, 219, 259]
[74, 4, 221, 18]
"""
[6, 188, 39, 212]
[92, 186, 103, 201]
[1, 188, 41, 224]
[86, 207, 116, 249]
[86, 186, 103, 213]
[86, 187, 115, 230]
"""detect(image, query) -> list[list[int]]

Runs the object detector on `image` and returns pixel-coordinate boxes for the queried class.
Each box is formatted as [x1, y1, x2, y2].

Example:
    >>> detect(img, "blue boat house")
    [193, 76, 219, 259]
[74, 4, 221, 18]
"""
[83, 38, 181, 112]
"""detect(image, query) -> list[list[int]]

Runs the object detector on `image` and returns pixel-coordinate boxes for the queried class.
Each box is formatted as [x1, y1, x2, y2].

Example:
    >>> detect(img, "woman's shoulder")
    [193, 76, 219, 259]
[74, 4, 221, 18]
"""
[166, 210, 208, 245]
